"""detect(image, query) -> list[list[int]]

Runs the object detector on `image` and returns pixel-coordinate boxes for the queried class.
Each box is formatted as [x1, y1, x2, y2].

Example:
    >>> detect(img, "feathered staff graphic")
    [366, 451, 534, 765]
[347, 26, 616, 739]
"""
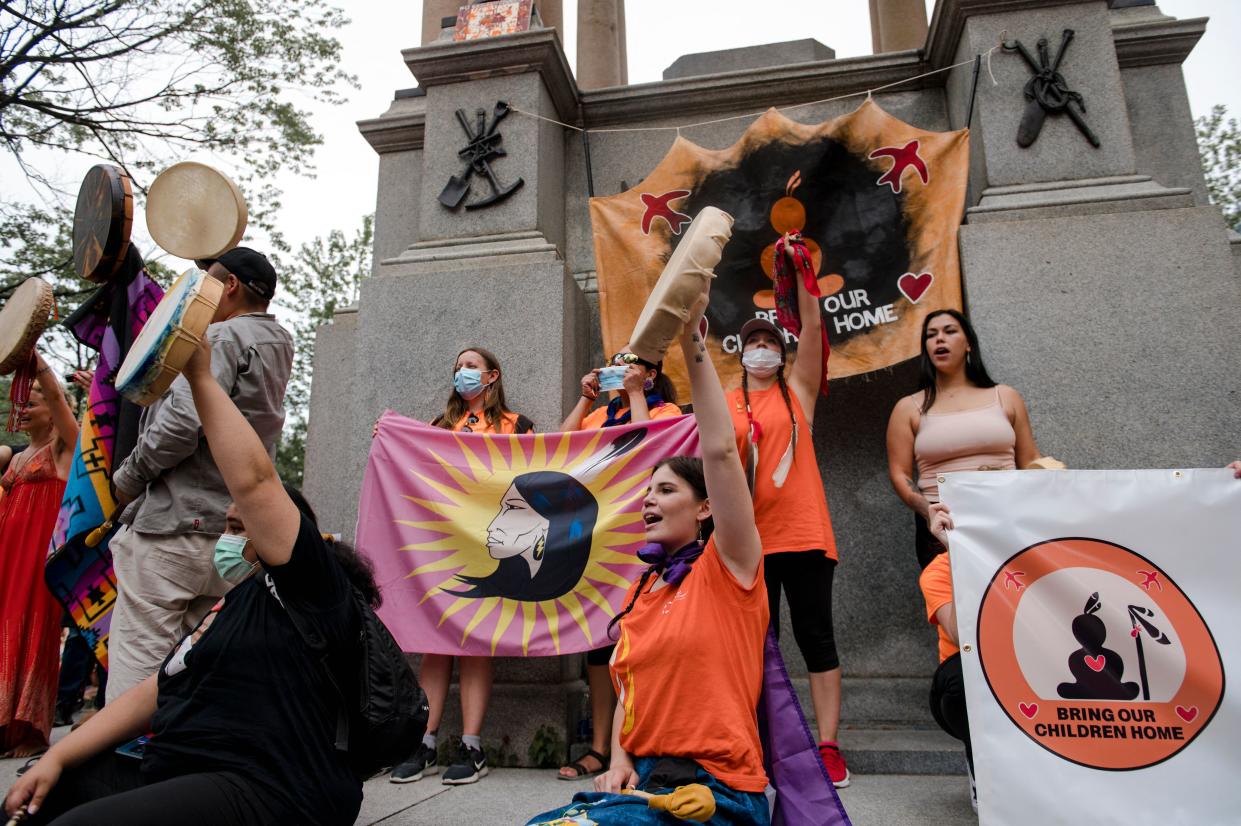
[1127, 604, 1172, 701]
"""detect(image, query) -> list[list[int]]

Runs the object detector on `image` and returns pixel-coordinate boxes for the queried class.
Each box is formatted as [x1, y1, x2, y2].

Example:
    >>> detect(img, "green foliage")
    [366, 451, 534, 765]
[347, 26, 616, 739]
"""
[485, 735, 522, 769]
[1195, 104, 1241, 231]
[527, 724, 566, 769]
[271, 214, 373, 487]
[0, 0, 355, 217]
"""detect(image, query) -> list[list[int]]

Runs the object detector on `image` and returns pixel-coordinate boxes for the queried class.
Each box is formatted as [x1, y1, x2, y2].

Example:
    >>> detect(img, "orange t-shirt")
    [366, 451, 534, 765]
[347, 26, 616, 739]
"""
[609, 538, 769, 792]
[443, 409, 530, 435]
[580, 400, 682, 430]
[727, 385, 836, 559]
[919, 553, 958, 663]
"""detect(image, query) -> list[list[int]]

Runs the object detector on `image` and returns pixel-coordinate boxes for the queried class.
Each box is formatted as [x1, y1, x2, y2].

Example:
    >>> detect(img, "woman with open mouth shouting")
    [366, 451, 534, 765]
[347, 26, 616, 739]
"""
[885, 308, 1042, 570]
[528, 296, 771, 825]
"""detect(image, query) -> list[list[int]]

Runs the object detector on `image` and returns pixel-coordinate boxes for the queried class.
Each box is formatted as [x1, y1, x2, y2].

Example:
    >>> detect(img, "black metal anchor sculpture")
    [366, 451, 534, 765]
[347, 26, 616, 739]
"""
[439, 100, 525, 210]
[1003, 29, 1100, 148]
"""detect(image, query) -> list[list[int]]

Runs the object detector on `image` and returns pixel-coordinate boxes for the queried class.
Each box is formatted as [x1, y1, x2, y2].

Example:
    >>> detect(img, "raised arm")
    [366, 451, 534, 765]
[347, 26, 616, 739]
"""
[182, 338, 299, 566]
[680, 303, 761, 586]
[111, 328, 241, 505]
[786, 239, 825, 415]
[886, 395, 931, 518]
[34, 352, 79, 462]
[561, 369, 602, 431]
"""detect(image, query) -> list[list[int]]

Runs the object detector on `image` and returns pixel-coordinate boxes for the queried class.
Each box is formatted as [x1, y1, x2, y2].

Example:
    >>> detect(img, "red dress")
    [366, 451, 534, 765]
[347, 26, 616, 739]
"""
[0, 444, 65, 751]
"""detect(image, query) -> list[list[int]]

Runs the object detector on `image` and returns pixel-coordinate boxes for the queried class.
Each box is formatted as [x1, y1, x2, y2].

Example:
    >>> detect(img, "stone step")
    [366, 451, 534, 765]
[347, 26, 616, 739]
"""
[838, 728, 967, 776]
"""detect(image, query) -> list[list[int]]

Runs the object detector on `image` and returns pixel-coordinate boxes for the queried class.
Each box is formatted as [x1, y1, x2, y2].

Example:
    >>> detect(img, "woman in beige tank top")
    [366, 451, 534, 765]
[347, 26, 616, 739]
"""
[885, 309, 1041, 568]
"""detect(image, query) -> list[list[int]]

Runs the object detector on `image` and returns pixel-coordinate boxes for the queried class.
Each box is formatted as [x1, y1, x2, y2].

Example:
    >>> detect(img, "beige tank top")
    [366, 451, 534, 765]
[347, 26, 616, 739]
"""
[915, 386, 1016, 502]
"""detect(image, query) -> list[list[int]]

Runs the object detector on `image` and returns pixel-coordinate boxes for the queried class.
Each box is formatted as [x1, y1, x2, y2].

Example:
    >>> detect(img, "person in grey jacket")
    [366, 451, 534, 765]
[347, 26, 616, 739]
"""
[105, 247, 294, 702]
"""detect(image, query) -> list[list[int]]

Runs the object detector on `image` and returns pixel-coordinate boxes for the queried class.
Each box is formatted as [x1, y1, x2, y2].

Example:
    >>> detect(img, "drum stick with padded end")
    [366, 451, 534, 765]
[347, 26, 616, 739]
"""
[85, 505, 123, 548]
[621, 784, 716, 822]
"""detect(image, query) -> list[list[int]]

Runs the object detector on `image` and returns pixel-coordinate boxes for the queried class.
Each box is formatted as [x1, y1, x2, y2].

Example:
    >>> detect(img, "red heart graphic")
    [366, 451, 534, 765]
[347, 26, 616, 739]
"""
[897, 271, 933, 304]
[1085, 655, 1106, 672]
[1019, 702, 1038, 719]
[1176, 705, 1199, 723]
[1131, 628, 1140, 637]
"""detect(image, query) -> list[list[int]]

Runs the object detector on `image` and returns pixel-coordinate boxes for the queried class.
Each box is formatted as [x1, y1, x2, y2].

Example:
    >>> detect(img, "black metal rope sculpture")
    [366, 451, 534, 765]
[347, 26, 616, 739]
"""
[1003, 29, 1100, 148]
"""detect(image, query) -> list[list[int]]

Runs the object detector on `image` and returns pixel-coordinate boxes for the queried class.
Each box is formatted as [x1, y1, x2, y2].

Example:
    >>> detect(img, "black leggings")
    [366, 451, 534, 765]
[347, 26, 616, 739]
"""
[765, 551, 839, 672]
[929, 653, 973, 773]
[27, 752, 283, 826]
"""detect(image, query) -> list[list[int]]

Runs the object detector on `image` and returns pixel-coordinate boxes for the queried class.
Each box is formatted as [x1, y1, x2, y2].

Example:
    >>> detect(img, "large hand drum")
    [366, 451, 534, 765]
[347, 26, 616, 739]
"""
[73, 164, 134, 283]
[146, 162, 248, 260]
[629, 206, 734, 365]
[0, 277, 54, 375]
[115, 269, 223, 405]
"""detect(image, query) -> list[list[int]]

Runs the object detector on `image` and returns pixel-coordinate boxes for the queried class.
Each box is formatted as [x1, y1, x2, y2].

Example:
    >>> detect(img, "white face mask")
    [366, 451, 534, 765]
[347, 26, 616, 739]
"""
[741, 348, 783, 378]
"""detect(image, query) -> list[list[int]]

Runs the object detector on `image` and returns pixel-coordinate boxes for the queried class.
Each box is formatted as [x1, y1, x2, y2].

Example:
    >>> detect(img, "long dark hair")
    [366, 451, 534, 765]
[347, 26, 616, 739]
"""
[918, 309, 997, 414]
[652, 368, 678, 406]
[607, 455, 712, 640]
[434, 346, 516, 433]
[282, 483, 382, 608]
[452, 470, 599, 601]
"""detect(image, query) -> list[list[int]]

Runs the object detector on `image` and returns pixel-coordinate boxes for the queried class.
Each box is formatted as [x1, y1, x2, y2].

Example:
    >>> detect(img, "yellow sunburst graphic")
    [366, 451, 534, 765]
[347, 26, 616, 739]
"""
[395, 430, 655, 656]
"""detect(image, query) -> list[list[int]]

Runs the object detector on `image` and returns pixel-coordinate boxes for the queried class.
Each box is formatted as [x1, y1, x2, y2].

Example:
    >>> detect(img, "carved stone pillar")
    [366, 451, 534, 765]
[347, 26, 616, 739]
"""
[870, 0, 929, 53]
[576, 0, 627, 89]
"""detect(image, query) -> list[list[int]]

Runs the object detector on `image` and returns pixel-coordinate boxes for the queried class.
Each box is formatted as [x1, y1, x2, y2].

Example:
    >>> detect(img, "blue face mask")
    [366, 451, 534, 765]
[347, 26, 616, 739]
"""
[454, 368, 487, 400]
[214, 533, 257, 584]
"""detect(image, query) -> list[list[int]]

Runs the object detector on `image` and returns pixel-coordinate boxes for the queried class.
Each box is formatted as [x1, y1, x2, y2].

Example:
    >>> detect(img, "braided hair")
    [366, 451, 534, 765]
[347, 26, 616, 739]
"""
[739, 332, 798, 475]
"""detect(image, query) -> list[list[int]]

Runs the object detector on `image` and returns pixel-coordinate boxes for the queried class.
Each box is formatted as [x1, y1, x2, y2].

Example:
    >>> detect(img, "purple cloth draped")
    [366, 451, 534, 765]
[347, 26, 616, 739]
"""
[759, 627, 851, 826]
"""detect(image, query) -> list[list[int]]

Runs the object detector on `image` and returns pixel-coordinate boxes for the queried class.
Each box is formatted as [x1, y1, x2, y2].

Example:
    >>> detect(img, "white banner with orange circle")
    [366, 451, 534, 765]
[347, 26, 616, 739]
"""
[940, 469, 1240, 824]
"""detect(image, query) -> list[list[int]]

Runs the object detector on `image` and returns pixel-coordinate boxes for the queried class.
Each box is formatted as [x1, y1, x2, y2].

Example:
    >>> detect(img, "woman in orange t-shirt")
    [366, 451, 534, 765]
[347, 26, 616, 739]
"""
[387, 347, 533, 786]
[556, 346, 682, 782]
[528, 305, 769, 825]
[725, 240, 848, 787]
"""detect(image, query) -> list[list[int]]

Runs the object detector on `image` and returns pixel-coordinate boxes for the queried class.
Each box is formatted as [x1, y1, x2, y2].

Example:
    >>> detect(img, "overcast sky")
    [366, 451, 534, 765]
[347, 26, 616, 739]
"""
[3, 0, 1238, 275]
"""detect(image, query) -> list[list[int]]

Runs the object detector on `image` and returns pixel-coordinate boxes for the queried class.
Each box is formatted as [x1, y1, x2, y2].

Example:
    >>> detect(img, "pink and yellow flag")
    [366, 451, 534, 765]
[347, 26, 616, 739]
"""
[358, 411, 700, 657]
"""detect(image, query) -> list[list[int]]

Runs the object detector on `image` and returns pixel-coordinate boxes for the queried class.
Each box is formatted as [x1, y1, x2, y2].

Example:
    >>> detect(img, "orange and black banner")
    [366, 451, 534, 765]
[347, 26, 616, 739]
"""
[590, 100, 970, 398]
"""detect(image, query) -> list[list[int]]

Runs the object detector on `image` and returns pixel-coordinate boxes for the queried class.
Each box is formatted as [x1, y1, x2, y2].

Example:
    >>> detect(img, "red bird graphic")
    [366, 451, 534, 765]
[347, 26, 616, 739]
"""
[868, 140, 929, 194]
[640, 190, 692, 235]
[1003, 570, 1026, 592]
[1137, 570, 1162, 591]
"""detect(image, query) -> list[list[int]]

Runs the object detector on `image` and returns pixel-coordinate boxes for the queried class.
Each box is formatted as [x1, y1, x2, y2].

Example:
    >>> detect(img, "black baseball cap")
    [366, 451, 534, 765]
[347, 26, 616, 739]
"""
[215, 247, 277, 300]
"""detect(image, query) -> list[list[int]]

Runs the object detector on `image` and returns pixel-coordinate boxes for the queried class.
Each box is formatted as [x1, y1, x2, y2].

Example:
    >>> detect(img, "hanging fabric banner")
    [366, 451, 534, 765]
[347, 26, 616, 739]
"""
[45, 248, 163, 668]
[358, 412, 700, 656]
[939, 469, 1239, 824]
[590, 99, 968, 399]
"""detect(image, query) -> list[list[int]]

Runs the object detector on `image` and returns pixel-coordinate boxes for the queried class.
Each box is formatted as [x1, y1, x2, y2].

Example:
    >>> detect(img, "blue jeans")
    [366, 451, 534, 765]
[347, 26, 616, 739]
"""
[526, 756, 769, 826]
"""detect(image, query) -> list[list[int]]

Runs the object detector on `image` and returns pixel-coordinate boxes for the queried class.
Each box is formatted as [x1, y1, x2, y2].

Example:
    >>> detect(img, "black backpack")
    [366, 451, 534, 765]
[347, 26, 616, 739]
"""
[289, 586, 429, 778]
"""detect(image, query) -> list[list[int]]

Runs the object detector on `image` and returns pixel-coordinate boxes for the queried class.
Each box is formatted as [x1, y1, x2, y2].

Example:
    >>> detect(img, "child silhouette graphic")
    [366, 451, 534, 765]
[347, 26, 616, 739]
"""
[1057, 592, 1140, 701]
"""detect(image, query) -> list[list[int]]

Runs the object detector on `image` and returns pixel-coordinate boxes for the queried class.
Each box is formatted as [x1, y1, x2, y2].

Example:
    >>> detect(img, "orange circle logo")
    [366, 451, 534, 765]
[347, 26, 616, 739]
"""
[977, 537, 1224, 770]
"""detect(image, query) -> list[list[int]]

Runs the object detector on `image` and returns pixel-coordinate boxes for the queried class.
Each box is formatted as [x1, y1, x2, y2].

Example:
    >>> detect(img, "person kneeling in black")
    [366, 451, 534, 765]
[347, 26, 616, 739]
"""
[4, 338, 372, 826]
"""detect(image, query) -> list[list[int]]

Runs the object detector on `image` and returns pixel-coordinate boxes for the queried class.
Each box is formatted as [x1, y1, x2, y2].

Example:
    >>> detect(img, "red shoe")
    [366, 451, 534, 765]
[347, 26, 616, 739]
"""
[818, 740, 851, 788]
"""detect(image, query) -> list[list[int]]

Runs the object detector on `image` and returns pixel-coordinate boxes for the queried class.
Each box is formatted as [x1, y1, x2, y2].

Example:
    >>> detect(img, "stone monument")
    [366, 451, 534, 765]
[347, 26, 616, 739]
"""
[306, 0, 1240, 771]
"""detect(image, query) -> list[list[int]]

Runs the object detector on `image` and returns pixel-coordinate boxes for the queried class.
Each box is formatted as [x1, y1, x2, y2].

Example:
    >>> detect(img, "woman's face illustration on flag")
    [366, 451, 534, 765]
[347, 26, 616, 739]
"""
[486, 483, 552, 577]
[452, 470, 599, 602]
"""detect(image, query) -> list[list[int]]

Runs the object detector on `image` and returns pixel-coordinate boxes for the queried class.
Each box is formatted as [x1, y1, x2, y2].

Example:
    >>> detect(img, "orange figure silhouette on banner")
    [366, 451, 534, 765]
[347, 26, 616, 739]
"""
[753, 171, 845, 309]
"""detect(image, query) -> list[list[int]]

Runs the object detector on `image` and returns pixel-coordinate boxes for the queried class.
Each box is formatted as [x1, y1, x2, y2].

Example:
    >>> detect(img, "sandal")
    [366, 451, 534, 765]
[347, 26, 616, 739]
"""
[558, 748, 608, 781]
